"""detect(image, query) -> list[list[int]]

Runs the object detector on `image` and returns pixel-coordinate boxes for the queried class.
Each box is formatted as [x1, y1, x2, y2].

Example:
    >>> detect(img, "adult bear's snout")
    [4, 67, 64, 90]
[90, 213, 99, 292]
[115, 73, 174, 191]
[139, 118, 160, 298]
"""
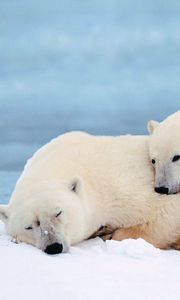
[44, 243, 63, 255]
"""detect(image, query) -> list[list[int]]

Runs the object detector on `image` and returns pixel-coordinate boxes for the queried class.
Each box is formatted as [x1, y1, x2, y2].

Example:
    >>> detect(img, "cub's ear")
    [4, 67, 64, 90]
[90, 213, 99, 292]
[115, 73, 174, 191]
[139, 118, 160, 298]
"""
[0, 204, 8, 223]
[147, 120, 160, 135]
[68, 177, 82, 195]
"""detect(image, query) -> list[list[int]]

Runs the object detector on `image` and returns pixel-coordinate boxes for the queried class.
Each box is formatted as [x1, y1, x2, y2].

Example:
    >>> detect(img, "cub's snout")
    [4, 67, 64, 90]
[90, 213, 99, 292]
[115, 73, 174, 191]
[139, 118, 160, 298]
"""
[154, 186, 169, 195]
[44, 243, 63, 255]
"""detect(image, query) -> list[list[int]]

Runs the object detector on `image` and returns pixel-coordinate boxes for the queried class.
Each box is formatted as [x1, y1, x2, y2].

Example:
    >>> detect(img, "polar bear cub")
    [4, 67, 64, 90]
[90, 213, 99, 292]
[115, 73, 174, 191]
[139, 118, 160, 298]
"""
[148, 111, 180, 195]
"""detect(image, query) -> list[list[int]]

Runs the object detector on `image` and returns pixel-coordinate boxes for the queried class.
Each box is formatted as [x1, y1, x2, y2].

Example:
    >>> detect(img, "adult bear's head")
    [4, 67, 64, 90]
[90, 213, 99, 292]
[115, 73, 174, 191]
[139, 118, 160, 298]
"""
[0, 178, 92, 254]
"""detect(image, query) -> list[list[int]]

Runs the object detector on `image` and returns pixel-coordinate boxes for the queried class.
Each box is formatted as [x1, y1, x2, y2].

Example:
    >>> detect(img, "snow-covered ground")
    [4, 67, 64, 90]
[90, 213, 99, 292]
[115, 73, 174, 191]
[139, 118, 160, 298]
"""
[0, 221, 180, 300]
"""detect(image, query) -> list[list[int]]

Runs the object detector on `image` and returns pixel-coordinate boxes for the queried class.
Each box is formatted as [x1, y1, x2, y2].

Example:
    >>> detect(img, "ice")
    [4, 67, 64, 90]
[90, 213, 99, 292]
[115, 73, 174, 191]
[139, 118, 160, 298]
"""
[0, 171, 21, 204]
[1, 1, 180, 171]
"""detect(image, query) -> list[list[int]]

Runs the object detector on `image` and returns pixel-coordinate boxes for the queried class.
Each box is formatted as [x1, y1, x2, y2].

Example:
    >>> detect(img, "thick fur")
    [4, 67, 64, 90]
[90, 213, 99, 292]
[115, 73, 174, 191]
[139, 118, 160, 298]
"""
[0, 131, 180, 251]
[109, 112, 180, 248]
[148, 111, 180, 194]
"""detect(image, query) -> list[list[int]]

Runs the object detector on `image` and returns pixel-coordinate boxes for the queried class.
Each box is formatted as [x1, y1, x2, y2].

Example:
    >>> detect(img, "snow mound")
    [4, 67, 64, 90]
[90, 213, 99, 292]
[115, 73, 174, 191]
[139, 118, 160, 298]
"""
[71, 237, 161, 259]
[106, 238, 161, 258]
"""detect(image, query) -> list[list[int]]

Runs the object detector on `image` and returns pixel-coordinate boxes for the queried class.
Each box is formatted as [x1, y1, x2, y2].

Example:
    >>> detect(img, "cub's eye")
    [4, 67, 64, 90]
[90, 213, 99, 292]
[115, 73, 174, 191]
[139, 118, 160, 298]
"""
[151, 159, 156, 164]
[172, 155, 180, 162]
[56, 211, 62, 218]
[25, 226, 33, 230]
[36, 220, 40, 227]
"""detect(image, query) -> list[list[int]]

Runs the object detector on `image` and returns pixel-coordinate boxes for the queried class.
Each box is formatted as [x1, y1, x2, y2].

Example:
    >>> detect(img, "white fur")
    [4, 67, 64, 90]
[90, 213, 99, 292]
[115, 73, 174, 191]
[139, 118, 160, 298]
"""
[148, 111, 180, 194]
[0, 131, 180, 251]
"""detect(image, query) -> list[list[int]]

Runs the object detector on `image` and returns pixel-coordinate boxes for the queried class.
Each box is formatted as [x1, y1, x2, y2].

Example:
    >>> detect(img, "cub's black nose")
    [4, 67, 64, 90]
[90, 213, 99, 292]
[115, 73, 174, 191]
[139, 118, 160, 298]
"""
[44, 243, 63, 255]
[154, 186, 169, 195]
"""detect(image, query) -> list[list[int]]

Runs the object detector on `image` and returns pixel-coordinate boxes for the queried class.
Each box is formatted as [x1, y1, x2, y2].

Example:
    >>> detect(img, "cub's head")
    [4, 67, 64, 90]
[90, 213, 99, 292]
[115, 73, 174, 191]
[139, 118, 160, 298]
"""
[0, 178, 89, 254]
[148, 111, 180, 195]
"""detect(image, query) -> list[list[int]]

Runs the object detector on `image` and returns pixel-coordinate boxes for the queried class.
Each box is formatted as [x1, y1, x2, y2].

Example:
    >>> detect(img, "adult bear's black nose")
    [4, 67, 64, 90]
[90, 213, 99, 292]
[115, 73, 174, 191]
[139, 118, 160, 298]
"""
[154, 186, 169, 195]
[44, 243, 63, 255]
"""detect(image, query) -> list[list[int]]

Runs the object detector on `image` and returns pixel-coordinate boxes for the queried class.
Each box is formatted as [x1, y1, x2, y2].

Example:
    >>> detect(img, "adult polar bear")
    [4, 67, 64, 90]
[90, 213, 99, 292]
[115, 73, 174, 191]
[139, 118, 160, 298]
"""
[0, 131, 180, 254]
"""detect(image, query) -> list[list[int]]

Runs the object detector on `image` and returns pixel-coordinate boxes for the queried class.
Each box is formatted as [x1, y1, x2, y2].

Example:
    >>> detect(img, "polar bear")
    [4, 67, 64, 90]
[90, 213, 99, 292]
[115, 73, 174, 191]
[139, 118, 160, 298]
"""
[148, 111, 180, 195]
[0, 131, 180, 254]
[105, 111, 180, 247]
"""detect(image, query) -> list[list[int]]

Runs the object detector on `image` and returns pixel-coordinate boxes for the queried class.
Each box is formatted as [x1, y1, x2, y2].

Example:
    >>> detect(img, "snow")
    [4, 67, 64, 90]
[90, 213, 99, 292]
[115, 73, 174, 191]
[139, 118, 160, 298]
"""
[0, 222, 180, 300]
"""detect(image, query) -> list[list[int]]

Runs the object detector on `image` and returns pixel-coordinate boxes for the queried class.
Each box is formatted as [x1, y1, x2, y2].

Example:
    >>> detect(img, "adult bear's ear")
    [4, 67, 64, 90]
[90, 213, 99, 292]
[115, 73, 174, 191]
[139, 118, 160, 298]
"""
[0, 204, 8, 223]
[147, 120, 160, 134]
[68, 177, 82, 195]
